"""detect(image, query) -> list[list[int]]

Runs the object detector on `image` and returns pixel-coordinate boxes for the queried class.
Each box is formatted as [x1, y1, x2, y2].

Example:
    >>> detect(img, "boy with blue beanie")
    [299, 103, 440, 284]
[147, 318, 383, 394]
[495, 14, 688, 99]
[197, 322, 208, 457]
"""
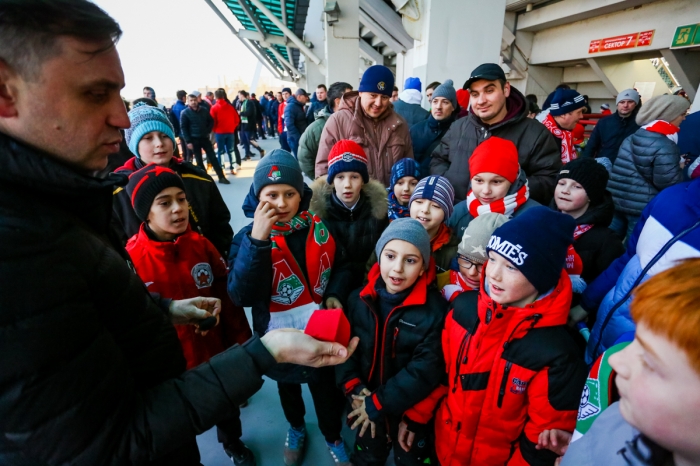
[228, 149, 352, 466]
[387, 158, 421, 220]
[337, 218, 447, 466]
[400, 206, 588, 465]
[112, 101, 233, 256]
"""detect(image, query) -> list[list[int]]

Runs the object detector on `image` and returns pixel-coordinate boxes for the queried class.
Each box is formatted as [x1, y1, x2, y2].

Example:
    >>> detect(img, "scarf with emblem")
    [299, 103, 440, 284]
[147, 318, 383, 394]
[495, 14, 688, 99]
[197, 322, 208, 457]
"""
[566, 224, 594, 294]
[466, 181, 529, 219]
[642, 120, 680, 144]
[543, 113, 577, 163]
[267, 210, 335, 331]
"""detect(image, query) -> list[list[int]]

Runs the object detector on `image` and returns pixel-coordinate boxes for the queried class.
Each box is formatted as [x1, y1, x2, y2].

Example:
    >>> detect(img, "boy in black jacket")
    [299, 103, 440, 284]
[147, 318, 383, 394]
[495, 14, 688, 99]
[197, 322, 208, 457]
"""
[337, 218, 447, 466]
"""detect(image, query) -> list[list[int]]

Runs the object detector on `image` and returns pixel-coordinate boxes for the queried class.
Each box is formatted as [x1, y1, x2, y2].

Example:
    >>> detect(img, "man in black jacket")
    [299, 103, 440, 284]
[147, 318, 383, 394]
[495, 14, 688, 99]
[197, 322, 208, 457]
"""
[582, 88, 640, 164]
[0, 2, 357, 465]
[181, 94, 230, 184]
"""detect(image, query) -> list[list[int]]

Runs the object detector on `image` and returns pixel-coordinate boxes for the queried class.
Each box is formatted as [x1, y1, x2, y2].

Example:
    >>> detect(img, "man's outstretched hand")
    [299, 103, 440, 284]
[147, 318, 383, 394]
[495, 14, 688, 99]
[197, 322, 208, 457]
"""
[169, 297, 221, 335]
[261, 328, 359, 367]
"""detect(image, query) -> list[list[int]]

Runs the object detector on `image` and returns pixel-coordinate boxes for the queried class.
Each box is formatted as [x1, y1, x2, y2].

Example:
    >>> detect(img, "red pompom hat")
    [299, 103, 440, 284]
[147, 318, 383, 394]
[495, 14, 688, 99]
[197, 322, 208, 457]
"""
[469, 137, 520, 183]
[327, 139, 369, 184]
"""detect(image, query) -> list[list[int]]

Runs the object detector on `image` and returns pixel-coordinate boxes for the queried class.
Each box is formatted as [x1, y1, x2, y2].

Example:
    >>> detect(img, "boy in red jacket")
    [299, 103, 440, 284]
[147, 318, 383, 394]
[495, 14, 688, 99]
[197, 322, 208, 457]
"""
[124, 164, 256, 466]
[400, 206, 588, 465]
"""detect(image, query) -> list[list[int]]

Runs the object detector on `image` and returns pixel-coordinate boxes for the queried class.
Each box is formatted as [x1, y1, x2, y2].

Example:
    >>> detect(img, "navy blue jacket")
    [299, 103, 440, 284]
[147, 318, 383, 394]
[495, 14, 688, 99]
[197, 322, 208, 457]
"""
[260, 96, 269, 115]
[268, 99, 280, 121]
[678, 111, 700, 158]
[393, 99, 429, 127]
[410, 114, 456, 178]
[284, 96, 309, 142]
[307, 97, 327, 123]
[170, 100, 187, 134]
[582, 109, 640, 163]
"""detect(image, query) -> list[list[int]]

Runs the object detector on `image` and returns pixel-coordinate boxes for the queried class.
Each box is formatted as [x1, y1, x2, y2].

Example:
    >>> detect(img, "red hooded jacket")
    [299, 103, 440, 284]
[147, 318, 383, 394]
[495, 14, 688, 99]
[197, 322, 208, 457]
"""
[210, 99, 241, 134]
[126, 225, 252, 369]
[404, 269, 587, 465]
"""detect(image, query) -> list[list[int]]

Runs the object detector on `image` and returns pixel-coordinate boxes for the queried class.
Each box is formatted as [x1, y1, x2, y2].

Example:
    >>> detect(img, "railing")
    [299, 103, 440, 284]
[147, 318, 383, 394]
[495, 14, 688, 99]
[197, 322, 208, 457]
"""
[580, 113, 606, 139]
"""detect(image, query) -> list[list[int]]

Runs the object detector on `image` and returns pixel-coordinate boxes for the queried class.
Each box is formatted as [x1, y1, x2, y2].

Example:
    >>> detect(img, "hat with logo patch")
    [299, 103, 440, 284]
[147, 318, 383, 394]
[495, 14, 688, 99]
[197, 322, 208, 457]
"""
[463, 63, 506, 90]
[126, 164, 186, 222]
[359, 65, 395, 97]
[253, 149, 304, 197]
[487, 206, 575, 294]
[327, 139, 369, 184]
[549, 89, 587, 116]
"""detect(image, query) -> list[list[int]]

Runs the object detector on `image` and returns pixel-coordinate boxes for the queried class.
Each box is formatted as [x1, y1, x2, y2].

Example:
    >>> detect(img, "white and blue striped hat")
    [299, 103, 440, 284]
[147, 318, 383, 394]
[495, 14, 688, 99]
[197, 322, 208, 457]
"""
[409, 175, 455, 220]
[549, 89, 586, 116]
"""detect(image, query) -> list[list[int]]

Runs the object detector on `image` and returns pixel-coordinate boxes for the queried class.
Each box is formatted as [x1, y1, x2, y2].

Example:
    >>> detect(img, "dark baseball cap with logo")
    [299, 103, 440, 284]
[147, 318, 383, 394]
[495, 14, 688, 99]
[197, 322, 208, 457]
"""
[295, 88, 309, 97]
[463, 63, 507, 90]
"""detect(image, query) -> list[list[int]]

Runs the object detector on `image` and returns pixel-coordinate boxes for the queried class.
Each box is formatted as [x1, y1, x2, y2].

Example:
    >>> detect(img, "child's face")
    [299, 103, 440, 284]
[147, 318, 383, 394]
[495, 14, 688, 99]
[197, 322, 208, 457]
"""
[379, 239, 424, 294]
[470, 172, 511, 205]
[610, 323, 700, 459]
[147, 186, 189, 239]
[410, 199, 445, 238]
[485, 251, 538, 307]
[393, 176, 418, 206]
[258, 184, 301, 223]
[138, 131, 174, 166]
[333, 171, 363, 207]
[554, 178, 589, 218]
[457, 255, 482, 289]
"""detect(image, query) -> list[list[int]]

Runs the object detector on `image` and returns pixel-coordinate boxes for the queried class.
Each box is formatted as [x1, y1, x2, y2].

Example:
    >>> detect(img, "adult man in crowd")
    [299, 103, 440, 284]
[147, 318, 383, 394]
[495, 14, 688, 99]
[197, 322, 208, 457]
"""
[391, 85, 399, 102]
[306, 83, 328, 121]
[393, 76, 429, 126]
[259, 91, 270, 137]
[170, 89, 189, 160]
[410, 79, 458, 177]
[582, 88, 640, 165]
[316, 65, 414, 186]
[250, 93, 266, 140]
[267, 92, 279, 137]
[191, 89, 210, 111]
[181, 93, 229, 183]
[541, 88, 587, 164]
[430, 63, 560, 204]
[284, 88, 310, 158]
[238, 90, 265, 160]
[143, 85, 166, 111]
[0, 1, 357, 464]
[298, 81, 353, 179]
[211, 88, 242, 175]
[278, 88, 291, 151]
[425, 80, 441, 106]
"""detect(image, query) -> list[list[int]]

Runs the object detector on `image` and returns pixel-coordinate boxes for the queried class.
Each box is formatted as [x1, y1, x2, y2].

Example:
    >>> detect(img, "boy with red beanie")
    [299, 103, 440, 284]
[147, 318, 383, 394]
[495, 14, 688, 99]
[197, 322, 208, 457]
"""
[124, 164, 255, 465]
[399, 206, 588, 465]
[449, 136, 539, 238]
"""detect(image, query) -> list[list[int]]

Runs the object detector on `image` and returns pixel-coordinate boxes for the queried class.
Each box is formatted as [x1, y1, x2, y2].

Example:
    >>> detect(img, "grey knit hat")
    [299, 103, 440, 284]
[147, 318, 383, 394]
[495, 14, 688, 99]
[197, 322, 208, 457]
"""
[432, 79, 458, 110]
[636, 95, 690, 126]
[375, 218, 431, 270]
[616, 88, 640, 105]
[458, 213, 508, 264]
[253, 149, 304, 197]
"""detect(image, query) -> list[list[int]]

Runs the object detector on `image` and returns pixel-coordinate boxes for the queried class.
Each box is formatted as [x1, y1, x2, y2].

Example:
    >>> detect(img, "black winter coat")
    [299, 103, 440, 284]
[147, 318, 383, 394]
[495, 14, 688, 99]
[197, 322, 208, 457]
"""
[239, 99, 257, 132]
[609, 128, 683, 216]
[0, 132, 275, 465]
[410, 113, 456, 178]
[180, 105, 213, 142]
[310, 178, 389, 299]
[284, 96, 309, 141]
[111, 156, 233, 256]
[582, 109, 640, 163]
[336, 265, 447, 421]
[430, 87, 561, 204]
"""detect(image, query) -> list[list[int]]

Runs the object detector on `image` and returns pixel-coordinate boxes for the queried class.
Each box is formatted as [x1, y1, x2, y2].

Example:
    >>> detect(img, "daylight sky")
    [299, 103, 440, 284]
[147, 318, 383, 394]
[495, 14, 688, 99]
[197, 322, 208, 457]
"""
[93, 0, 285, 100]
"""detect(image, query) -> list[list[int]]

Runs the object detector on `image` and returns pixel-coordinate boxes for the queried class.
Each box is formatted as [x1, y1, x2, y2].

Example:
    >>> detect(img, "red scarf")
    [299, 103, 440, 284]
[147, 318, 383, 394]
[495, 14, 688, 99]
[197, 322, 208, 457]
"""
[431, 223, 453, 252]
[268, 211, 335, 331]
[543, 113, 577, 163]
[642, 120, 680, 144]
[566, 224, 593, 293]
[441, 270, 471, 302]
[466, 182, 529, 218]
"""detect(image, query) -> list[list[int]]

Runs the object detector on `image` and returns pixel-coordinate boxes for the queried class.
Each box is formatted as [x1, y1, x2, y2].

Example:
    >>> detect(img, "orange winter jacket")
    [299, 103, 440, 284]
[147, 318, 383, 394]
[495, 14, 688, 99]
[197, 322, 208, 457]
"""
[404, 269, 587, 465]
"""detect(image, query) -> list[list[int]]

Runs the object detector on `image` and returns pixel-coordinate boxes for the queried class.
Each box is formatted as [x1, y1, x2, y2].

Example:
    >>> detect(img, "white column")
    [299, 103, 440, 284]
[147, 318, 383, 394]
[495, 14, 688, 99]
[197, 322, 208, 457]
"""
[410, 0, 507, 90]
[324, 0, 360, 87]
[303, 0, 326, 90]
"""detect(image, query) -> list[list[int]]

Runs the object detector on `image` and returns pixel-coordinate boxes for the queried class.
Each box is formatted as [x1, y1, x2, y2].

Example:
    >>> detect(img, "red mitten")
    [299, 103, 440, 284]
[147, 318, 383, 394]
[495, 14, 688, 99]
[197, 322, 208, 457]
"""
[304, 309, 351, 347]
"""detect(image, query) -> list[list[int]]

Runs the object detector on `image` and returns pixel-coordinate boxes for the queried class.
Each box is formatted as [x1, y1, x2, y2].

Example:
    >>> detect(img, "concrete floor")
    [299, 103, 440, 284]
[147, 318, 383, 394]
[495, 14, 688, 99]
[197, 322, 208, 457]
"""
[194, 136, 363, 466]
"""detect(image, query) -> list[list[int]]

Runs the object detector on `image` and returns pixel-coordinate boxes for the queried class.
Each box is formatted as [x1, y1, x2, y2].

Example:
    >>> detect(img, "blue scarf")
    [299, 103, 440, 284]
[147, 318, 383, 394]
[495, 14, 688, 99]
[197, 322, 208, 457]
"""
[387, 191, 411, 221]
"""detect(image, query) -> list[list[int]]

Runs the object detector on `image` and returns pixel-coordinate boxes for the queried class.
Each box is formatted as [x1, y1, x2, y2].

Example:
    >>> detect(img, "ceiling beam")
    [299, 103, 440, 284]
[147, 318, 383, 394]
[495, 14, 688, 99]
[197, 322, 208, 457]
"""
[234, 0, 267, 37]
[359, 39, 384, 65]
[359, 10, 406, 54]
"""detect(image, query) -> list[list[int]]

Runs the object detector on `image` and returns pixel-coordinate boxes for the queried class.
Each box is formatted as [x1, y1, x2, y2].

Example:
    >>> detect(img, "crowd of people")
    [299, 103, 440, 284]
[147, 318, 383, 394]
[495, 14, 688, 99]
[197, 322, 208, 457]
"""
[2, 1, 700, 466]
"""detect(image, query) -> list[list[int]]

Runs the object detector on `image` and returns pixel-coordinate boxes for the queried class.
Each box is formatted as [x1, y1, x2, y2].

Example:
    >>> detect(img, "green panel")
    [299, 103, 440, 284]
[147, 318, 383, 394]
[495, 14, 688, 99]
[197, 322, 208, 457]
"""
[671, 24, 700, 48]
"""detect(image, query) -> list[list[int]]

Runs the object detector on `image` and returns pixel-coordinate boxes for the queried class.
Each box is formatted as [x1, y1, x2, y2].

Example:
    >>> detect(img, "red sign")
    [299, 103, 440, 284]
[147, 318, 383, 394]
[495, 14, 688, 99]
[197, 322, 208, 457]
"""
[589, 30, 655, 54]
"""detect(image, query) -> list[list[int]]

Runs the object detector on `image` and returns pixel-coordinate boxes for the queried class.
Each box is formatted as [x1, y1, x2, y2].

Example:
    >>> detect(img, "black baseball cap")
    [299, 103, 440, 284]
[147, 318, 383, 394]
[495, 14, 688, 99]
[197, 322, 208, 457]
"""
[282, 87, 292, 94]
[463, 63, 507, 90]
[295, 88, 309, 97]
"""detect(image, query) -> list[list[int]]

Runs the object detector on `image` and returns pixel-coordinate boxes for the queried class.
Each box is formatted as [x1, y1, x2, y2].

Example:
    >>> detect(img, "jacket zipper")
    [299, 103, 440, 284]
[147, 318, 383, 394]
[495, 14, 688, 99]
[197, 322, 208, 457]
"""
[361, 296, 380, 383]
[497, 361, 513, 408]
[392, 327, 399, 358]
[452, 333, 470, 393]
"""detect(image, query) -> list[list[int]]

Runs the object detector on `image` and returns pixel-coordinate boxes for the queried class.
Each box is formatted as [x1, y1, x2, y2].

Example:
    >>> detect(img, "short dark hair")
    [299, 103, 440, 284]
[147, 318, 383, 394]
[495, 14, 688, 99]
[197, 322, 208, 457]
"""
[525, 94, 538, 105]
[206, 91, 214, 97]
[251, 93, 257, 98]
[555, 83, 571, 90]
[215, 89, 227, 100]
[393, 86, 399, 92]
[327, 81, 352, 110]
[426, 81, 441, 92]
[187, 94, 198, 99]
[0, 0, 122, 80]
[316, 84, 327, 91]
[240, 90, 249, 98]
[176, 90, 187, 100]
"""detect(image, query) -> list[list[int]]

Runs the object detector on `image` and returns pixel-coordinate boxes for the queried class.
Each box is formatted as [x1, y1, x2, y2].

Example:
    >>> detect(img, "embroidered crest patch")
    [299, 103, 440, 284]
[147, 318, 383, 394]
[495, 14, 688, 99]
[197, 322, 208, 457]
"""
[510, 377, 528, 395]
[268, 165, 282, 181]
[191, 262, 214, 289]
[377, 81, 385, 91]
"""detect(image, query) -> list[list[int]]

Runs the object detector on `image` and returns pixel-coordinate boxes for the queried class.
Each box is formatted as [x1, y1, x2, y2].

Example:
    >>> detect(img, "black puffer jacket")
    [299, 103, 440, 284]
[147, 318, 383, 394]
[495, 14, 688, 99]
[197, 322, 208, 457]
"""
[582, 109, 640, 163]
[310, 178, 389, 298]
[180, 105, 213, 142]
[609, 128, 683, 216]
[112, 156, 233, 256]
[410, 113, 456, 178]
[336, 265, 447, 421]
[0, 132, 275, 465]
[430, 87, 561, 204]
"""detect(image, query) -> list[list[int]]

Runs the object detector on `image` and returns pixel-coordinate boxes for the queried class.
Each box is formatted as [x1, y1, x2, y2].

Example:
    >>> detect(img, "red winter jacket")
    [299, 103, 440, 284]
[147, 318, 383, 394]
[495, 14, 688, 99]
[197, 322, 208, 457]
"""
[404, 269, 587, 465]
[126, 225, 252, 369]
[278, 100, 287, 134]
[211, 99, 241, 134]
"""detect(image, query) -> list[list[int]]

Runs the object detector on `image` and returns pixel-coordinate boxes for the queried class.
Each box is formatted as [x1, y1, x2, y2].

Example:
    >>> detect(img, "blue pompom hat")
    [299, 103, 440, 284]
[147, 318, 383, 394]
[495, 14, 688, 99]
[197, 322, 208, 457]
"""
[125, 102, 176, 158]
[359, 65, 395, 97]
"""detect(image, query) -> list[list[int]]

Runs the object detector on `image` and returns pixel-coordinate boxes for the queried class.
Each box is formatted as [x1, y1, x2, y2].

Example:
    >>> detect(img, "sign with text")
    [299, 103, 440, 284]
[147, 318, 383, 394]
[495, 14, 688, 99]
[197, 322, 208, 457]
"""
[589, 30, 655, 54]
[671, 24, 700, 48]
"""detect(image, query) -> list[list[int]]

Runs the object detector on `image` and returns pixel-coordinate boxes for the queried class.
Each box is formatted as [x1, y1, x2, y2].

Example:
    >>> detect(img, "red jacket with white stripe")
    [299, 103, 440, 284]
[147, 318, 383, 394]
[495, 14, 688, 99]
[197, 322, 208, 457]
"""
[405, 269, 587, 465]
[126, 225, 252, 369]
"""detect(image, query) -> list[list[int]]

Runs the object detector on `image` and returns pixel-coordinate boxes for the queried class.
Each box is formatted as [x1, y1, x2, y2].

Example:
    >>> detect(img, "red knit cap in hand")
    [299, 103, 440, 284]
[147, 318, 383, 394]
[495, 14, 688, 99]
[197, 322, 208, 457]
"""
[327, 139, 369, 184]
[469, 137, 520, 183]
[304, 309, 351, 347]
